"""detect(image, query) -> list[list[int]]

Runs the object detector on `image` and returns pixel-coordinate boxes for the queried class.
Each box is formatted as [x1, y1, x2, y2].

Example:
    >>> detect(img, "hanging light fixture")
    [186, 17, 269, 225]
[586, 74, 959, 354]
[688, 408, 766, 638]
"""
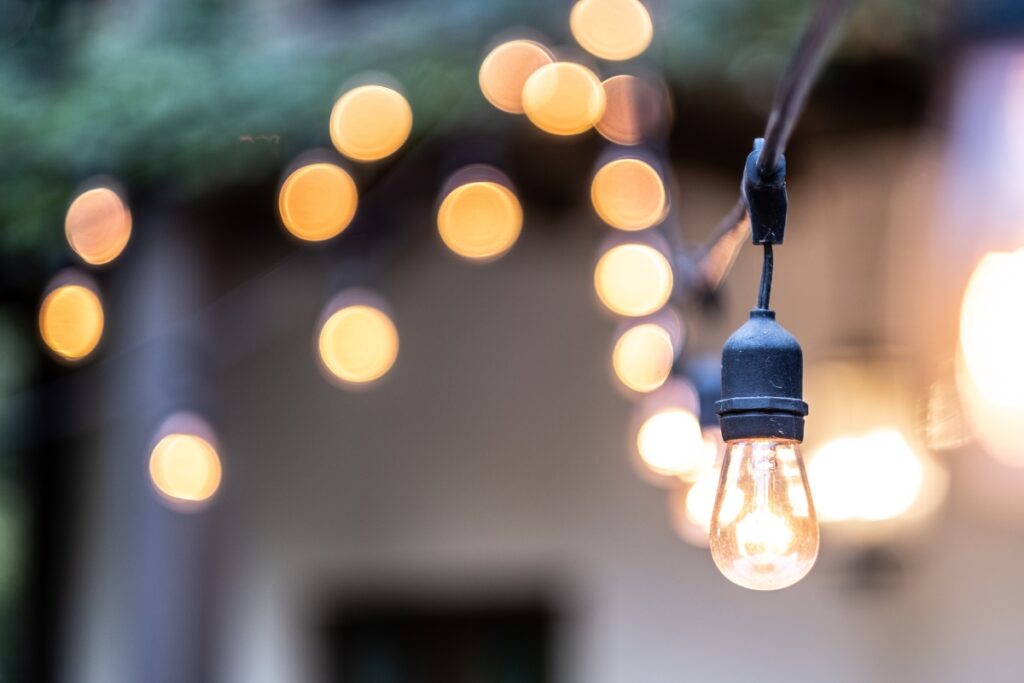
[709, 140, 820, 591]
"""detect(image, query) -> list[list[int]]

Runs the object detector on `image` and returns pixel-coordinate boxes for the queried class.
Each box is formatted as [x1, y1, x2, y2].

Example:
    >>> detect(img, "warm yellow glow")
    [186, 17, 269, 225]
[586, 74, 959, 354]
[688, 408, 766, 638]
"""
[594, 243, 673, 316]
[278, 163, 358, 242]
[479, 40, 554, 114]
[612, 323, 674, 393]
[958, 349, 1024, 468]
[65, 187, 131, 265]
[522, 62, 606, 136]
[957, 248, 1024, 467]
[636, 408, 709, 480]
[596, 74, 669, 146]
[318, 304, 399, 385]
[39, 284, 104, 362]
[710, 440, 818, 591]
[685, 468, 717, 532]
[149, 433, 222, 504]
[591, 158, 667, 230]
[959, 248, 1024, 409]
[808, 429, 924, 523]
[329, 84, 413, 161]
[437, 181, 523, 261]
[570, 0, 653, 61]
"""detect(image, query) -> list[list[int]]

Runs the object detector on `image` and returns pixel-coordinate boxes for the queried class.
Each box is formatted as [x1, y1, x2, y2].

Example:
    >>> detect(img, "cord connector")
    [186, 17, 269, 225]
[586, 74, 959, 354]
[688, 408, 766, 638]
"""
[743, 138, 788, 245]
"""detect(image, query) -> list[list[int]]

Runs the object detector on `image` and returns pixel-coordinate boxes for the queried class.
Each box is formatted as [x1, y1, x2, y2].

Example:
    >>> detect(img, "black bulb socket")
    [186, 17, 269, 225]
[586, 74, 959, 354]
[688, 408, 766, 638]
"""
[715, 309, 808, 442]
[744, 139, 788, 245]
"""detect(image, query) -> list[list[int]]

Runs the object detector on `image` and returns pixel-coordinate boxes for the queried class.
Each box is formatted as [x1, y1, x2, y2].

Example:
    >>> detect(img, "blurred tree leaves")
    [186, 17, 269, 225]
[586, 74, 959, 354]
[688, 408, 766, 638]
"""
[0, 0, 942, 264]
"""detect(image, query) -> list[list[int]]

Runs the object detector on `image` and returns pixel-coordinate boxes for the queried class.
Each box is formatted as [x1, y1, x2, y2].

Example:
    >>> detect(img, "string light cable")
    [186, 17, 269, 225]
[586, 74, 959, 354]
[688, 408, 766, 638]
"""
[692, 0, 857, 290]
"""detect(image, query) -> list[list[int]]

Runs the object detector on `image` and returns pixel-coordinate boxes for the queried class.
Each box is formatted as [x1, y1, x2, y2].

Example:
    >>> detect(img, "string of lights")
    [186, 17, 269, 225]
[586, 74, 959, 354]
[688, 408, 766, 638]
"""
[29, 0, 859, 588]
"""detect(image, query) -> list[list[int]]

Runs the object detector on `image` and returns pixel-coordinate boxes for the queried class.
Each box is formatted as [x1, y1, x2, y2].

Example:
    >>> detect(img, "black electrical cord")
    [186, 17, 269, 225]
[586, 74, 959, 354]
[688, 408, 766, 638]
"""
[694, 0, 856, 287]
[757, 243, 774, 310]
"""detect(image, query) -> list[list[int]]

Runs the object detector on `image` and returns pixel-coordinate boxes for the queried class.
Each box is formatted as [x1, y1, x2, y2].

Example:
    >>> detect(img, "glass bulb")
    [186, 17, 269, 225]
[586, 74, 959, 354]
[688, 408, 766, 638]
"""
[709, 439, 819, 590]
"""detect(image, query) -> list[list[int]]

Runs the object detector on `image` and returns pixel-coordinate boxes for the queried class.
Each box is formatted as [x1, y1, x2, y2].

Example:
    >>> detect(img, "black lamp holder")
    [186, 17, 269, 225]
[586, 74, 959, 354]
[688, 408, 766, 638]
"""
[715, 139, 808, 443]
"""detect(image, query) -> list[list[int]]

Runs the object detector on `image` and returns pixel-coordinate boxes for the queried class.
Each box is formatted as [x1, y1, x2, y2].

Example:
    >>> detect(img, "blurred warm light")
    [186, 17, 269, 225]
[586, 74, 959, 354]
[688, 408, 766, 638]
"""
[65, 186, 131, 265]
[594, 242, 673, 316]
[668, 429, 726, 547]
[318, 300, 399, 386]
[149, 432, 222, 505]
[597, 74, 670, 145]
[437, 178, 523, 262]
[591, 157, 667, 230]
[957, 348, 1024, 468]
[809, 429, 925, 523]
[957, 248, 1024, 466]
[685, 466, 718, 540]
[636, 408, 709, 481]
[804, 356, 950, 537]
[278, 163, 358, 242]
[612, 322, 675, 393]
[479, 39, 554, 114]
[38, 281, 104, 362]
[522, 62, 606, 136]
[570, 0, 653, 61]
[329, 84, 413, 161]
[959, 248, 1024, 411]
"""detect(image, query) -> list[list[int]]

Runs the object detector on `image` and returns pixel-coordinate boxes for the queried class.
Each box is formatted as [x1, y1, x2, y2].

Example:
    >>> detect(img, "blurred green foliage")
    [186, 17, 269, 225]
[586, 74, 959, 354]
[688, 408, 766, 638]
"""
[0, 0, 941, 262]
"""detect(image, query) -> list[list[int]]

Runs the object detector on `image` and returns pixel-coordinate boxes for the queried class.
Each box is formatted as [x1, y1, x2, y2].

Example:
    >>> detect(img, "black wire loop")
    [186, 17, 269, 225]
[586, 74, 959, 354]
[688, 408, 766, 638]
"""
[694, 0, 856, 287]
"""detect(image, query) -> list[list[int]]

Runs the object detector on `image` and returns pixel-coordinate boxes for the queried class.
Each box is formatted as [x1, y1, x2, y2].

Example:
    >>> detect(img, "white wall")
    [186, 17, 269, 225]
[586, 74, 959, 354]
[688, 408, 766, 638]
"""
[197, 147, 1024, 683]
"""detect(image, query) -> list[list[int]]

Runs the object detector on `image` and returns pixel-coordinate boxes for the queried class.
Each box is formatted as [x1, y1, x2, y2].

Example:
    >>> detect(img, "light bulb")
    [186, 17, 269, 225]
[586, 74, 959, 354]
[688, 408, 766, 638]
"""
[709, 439, 818, 591]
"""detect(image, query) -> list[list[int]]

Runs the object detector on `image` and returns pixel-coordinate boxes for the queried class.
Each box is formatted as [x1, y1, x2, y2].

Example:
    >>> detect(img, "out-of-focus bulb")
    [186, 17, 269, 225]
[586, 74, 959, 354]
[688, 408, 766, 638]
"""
[593, 242, 673, 317]
[522, 62, 606, 136]
[39, 282, 104, 362]
[278, 163, 358, 242]
[65, 186, 132, 265]
[611, 322, 675, 393]
[636, 408, 709, 480]
[959, 248, 1024, 408]
[590, 157, 667, 231]
[318, 304, 399, 386]
[149, 432, 222, 506]
[329, 84, 413, 162]
[710, 439, 818, 591]
[479, 39, 554, 114]
[437, 180, 522, 262]
[958, 248, 1024, 466]
[808, 429, 923, 523]
[570, 0, 653, 61]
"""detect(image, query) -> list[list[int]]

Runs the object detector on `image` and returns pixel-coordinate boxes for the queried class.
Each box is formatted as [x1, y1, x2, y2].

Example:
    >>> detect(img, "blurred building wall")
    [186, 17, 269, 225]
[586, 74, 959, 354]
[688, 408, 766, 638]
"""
[62, 129, 1024, 683]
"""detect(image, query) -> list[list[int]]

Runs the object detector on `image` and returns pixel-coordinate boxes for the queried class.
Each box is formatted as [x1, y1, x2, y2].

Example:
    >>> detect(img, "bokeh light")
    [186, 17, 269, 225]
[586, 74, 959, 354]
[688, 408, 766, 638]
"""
[808, 429, 932, 523]
[278, 162, 358, 242]
[570, 0, 653, 61]
[803, 356, 950, 539]
[959, 248, 1024, 414]
[676, 466, 719, 546]
[522, 62, 606, 136]
[957, 348, 1024, 468]
[594, 241, 673, 316]
[591, 157, 667, 230]
[612, 322, 675, 393]
[479, 39, 554, 114]
[437, 170, 523, 262]
[149, 422, 222, 507]
[596, 74, 671, 145]
[65, 185, 131, 265]
[329, 84, 413, 161]
[636, 408, 708, 480]
[317, 294, 399, 387]
[38, 279, 104, 362]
